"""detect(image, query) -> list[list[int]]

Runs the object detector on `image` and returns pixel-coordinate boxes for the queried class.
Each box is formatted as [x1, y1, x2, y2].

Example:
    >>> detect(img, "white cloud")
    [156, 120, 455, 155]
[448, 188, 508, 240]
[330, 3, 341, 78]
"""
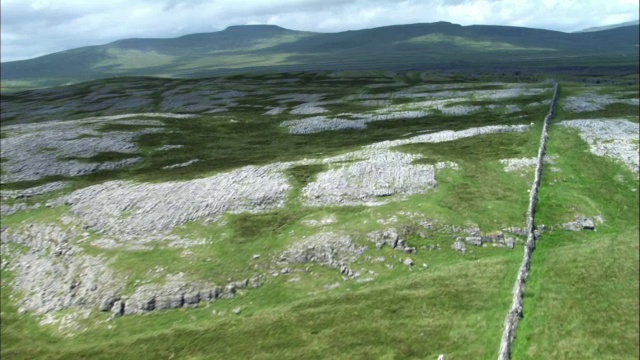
[1, 0, 638, 62]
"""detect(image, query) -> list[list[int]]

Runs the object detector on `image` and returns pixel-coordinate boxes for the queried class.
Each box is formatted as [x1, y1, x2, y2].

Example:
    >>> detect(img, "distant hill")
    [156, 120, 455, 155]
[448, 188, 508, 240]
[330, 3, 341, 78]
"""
[576, 20, 639, 32]
[2, 21, 639, 91]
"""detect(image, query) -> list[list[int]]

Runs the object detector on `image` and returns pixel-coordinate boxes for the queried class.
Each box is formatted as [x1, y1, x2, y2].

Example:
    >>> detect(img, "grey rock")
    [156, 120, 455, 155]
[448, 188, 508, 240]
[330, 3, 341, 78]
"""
[183, 291, 201, 307]
[578, 217, 595, 230]
[155, 292, 184, 310]
[452, 240, 466, 253]
[111, 300, 124, 318]
[465, 237, 483, 246]
[402, 258, 414, 266]
[368, 228, 400, 249]
[505, 237, 516, 249]
[60, 164, 291, 236]
[99, 295, 121, 312]
[2, 224, 124, 315]
[558, 119, 639, 174]
[562, 216, 596, 231]
[503, 227, 527, 237]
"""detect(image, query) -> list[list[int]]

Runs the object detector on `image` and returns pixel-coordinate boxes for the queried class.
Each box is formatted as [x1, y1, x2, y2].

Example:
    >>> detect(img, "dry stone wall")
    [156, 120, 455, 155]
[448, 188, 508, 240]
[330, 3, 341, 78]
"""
[497, 83, 559, 360]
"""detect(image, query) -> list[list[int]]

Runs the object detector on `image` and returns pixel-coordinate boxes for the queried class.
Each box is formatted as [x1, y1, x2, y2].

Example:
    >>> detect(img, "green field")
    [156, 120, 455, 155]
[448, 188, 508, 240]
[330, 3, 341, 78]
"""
[1, 74, 638, 359]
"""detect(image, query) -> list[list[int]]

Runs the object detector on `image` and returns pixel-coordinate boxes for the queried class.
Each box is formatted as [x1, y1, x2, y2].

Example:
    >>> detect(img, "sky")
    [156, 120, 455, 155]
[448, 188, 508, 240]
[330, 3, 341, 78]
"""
[2, 0, 638, 62]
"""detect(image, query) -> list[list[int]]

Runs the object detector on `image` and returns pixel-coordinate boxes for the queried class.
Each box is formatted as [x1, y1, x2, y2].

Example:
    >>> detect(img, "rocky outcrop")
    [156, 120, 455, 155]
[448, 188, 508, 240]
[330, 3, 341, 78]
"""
[279, 233, 366, 277]
[558, 119, 639, 174]
[563, 93, 639, 113]
[58, 165, 291, 237]
[1, 223, 262, 319]
[1, 224, 124, 315]
[0, 181, 70, 199]
[559, 215, 603, 231]
[114, 276, 260, 316]
[0, 117, 162, 183]
[367, 228, 416, 254]
[303, 151, 437, 207]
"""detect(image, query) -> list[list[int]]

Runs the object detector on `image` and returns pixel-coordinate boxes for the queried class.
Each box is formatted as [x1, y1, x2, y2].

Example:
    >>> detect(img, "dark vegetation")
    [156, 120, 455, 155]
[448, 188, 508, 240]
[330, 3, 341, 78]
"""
[2, 22, 638, 91]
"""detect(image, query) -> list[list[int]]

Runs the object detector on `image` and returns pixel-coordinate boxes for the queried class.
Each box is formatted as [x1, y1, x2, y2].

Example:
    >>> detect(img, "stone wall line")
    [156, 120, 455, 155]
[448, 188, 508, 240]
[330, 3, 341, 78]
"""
[497, 83, 559, 360]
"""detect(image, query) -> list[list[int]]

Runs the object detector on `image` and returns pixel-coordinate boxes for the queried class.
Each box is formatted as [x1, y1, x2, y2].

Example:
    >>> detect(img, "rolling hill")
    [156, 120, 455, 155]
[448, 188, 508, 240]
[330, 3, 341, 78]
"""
[576, 19, 640, 32]
[1, 21, 639, 91]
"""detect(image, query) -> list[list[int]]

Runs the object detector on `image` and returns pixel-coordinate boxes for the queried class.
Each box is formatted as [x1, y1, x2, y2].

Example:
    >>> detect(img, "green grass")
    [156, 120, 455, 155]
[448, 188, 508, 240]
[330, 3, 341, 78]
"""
[510, 98, 640, 358]
[2, 77, 638, 360]
[1, 249, 522, 360]
[400, 33, 555, 51]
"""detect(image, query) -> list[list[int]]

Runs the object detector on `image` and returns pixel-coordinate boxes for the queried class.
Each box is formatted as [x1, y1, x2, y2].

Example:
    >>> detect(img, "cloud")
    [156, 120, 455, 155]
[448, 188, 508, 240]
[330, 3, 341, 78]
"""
[1, 0, 638, 62]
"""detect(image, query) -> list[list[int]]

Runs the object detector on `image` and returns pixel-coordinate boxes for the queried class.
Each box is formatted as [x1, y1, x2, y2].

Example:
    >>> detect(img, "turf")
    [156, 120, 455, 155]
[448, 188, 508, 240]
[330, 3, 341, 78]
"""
[1, 75, 638, 360]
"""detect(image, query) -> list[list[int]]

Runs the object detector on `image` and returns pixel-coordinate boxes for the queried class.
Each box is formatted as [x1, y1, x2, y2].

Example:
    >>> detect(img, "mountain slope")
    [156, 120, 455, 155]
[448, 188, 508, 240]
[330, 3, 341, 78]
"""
[2, 22, 638, 91]
[576, 20, 639, 32]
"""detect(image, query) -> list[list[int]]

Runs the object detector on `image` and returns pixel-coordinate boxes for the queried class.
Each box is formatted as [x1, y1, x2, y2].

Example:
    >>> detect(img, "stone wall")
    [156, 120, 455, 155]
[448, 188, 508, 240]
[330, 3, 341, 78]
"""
[497, 83, 559, 360]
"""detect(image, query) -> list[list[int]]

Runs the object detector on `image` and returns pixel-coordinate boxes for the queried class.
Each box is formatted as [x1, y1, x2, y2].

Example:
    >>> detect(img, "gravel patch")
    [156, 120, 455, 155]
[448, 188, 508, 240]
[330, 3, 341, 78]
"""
[558, 118, 639, 174]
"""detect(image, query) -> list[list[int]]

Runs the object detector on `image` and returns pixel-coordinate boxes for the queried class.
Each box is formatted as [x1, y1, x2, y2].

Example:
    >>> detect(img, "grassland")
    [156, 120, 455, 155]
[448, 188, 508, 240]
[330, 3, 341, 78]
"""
[511, 96, 639, 359]
[1, 75, 638, 360]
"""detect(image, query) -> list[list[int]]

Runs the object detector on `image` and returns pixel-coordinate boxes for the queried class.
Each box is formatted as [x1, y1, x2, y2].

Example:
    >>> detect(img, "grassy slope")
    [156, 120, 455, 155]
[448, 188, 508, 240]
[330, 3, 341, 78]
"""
[511, 86, 640, 359]
[2, 23, 638, 92]
[1, 78, 638, 359]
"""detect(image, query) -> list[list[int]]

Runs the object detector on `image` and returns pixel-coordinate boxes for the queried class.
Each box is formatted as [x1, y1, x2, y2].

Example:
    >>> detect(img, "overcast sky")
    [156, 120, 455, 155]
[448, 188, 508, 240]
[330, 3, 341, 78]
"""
[2, 0, 638, 62]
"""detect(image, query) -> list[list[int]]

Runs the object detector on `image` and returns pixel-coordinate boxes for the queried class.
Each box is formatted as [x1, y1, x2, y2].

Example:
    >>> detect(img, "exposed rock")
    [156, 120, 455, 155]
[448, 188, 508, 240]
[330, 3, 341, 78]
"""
[563, 93, 639, 113]
[504, 237, 516, 249]
[161, 159, 201, 170]
[303, 151, 437, 207]
[500, 156, 555, 172]
[0, 203, 30, 216]
[402, 258, 414, 266]
[279, 233, 366, 277]
[452, 240, 467, 253]
[561, 216, 598, 231]
[99, 295, 121, 312]
[59, 164, 291, 236]
[2, 224, 124, 315]
[558, 119, 639, 174]
[1, 117, 162, 183]
[465, 237, 483, 246]
[368, 228, 400, 250]
[502, 227, 528, 237]
[0, 181, 70, 199]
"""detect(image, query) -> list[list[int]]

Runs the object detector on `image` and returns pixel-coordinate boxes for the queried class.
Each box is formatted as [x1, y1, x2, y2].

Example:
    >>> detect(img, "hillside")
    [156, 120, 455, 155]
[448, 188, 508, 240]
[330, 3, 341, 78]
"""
[576, 20, 640, 32]
[2, 22, 639, 91]
[1, 71, 638, 359]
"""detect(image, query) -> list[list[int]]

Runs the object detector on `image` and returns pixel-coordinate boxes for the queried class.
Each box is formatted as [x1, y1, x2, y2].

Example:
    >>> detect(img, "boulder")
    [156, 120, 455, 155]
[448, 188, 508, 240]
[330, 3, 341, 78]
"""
[505, 237, 516, 249]
[452, 240, 466, 253]
[465, 236, 483, 246]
